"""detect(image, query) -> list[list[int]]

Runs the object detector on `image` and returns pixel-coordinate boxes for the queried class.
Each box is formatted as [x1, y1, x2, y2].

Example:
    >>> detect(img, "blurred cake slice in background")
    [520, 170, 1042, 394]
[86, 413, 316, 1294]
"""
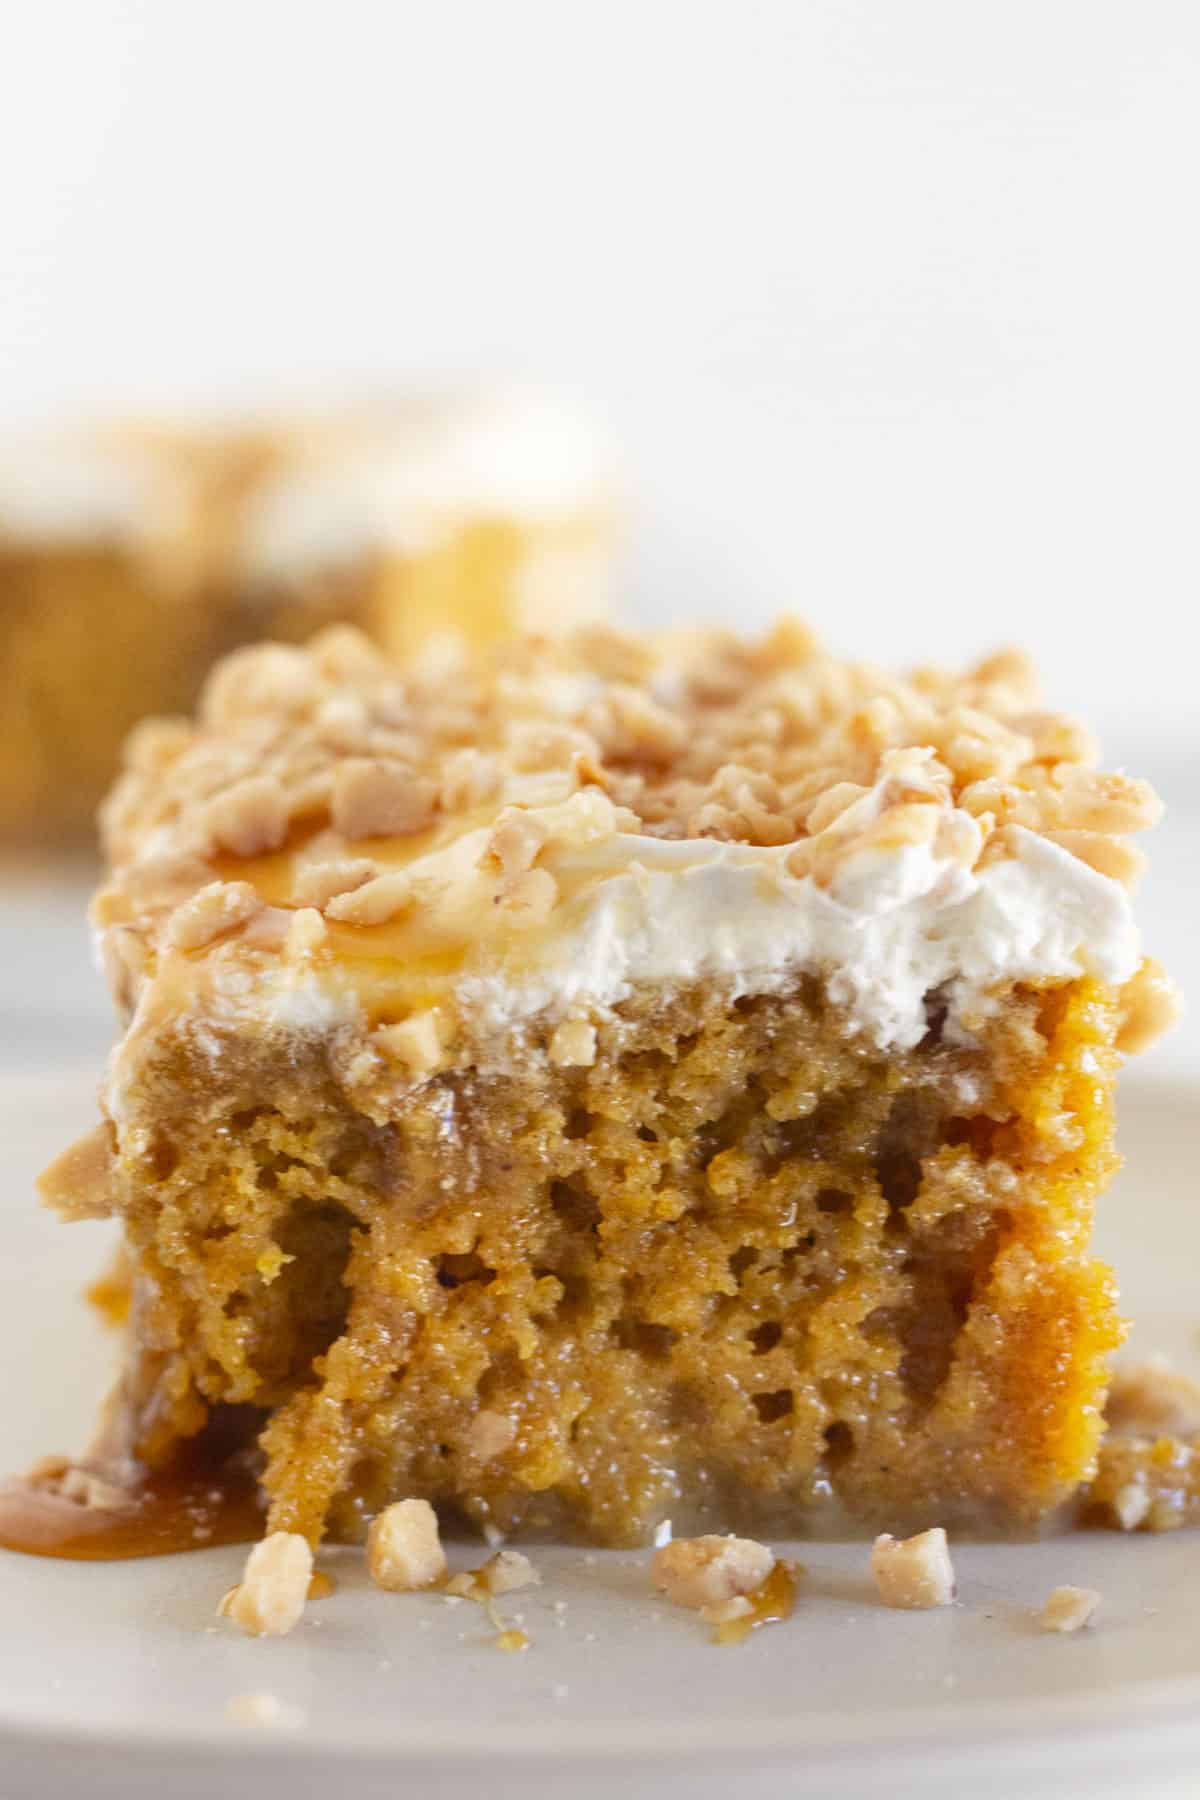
[0, 391, 616, 842]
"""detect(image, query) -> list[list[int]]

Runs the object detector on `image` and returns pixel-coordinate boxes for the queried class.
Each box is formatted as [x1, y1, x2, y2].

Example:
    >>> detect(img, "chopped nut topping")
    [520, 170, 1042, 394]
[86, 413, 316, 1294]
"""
[94, 619, 1168, 1069]
[1045, 829, 1144, 890]
[870, 1528, 956, 1609]
[366, 1498, 446, 1592]
[500, 866, 558, 919]
[200, 775, 290, 858]
[1116, 959, 1182, 1056]
[650, 1533, 775, 1610]
[325, 867, 415, 926]
[468, 1410, 517, 1460]
[166, 880, 262, 951]
[218, 1532, 313, 1637]
[1039, 1585, 1101, 1633]
[331, 759, 437, 841]
[440, 747, 502, 812]
[291, 857, 378, 908]
[485, 808, 548, 877]
[284, 908, 326, 959]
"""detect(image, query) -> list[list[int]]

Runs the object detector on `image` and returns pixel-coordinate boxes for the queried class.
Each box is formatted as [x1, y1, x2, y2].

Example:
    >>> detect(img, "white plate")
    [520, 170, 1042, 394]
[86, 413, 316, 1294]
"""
[1, 1065, 1198, 1800]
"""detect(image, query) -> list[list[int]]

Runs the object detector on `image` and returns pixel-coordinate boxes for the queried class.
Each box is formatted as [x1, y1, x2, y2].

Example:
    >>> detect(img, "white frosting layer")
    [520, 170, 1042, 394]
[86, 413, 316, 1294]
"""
[102, 785, 1142, 1125]
[456, 823, 1139, 1051]
[210, 806, 1139, 1057]
[236, 391, 615, 580]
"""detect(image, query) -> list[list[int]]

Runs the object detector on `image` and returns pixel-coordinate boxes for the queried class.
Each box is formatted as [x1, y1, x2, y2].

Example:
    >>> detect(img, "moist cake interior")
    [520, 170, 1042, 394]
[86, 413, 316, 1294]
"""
[111, 973, 1124, 1548]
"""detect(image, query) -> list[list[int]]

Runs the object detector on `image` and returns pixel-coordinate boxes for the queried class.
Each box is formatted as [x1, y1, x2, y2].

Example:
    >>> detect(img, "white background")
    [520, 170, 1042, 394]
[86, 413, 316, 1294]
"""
[1, 0, 1198, 760]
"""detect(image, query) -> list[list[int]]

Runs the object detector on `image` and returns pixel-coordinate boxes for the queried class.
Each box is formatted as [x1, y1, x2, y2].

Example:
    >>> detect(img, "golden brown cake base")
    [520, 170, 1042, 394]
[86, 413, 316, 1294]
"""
[0, 433, 611, 843]
[83, 970, 1125, 1549]
[0, 546, 371, 841]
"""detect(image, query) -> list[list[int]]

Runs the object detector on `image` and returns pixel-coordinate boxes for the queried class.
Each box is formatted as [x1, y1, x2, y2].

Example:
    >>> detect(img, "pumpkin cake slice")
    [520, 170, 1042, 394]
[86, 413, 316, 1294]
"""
[26, 618, 1176, 1553]
[0, 391, 613, 841]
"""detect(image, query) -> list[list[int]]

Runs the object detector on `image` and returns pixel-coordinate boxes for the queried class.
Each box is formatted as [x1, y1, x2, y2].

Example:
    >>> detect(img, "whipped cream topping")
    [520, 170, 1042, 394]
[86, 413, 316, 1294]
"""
[235, 390, 615, 580]
[464, 822, 1139, 1051]
[0, 437, 171, 544]
[113, 797, 1141, 1083]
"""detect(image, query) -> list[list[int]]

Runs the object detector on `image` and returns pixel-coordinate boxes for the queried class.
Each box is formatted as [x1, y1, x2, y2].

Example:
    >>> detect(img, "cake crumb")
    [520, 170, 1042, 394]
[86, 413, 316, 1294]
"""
[366, 1498, 446, 1592]
[651, 1533, 775, 1609]
[225, 1692, 306, 1730]
[870, 1529, 956, 1610]
[218, 1532, 313, 1638]
[1039, 1585, 1101, 1633]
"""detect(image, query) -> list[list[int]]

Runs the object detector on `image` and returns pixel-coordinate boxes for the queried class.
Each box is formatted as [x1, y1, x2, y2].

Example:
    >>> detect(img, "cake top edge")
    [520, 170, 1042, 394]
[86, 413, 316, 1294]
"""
[101, 615, 1161, 892]
[90, 618, 1178, 1086]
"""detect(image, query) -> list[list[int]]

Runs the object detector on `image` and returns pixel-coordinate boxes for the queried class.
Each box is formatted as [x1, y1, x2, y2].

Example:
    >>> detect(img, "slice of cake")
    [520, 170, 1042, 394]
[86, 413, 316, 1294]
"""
[30, 620, 1175, 1551]
[0, 394, 613, 841]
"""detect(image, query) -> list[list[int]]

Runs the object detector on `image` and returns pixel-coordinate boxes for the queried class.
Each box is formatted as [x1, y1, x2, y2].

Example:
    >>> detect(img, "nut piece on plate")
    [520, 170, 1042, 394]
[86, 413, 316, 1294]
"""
[219, 1532, 313, 1638]
[1039, 1585, 1101, 1633]
[870, 1528, 956, 1610]
[366, 1498, 447, 1592]
[651, 1533, 775, 1609]
[478, 1550, 540, 1596]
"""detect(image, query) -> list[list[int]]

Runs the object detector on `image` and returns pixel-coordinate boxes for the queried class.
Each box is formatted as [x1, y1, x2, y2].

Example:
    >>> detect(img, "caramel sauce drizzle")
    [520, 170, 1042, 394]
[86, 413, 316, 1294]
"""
[0, 1432, 264, 1563]
[713, 1559, 799, 1646]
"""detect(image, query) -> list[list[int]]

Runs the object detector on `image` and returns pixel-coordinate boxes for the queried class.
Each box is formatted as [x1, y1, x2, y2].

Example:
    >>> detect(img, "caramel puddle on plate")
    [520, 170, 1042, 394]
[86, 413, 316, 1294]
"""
[0, 1419, 265, 1562]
